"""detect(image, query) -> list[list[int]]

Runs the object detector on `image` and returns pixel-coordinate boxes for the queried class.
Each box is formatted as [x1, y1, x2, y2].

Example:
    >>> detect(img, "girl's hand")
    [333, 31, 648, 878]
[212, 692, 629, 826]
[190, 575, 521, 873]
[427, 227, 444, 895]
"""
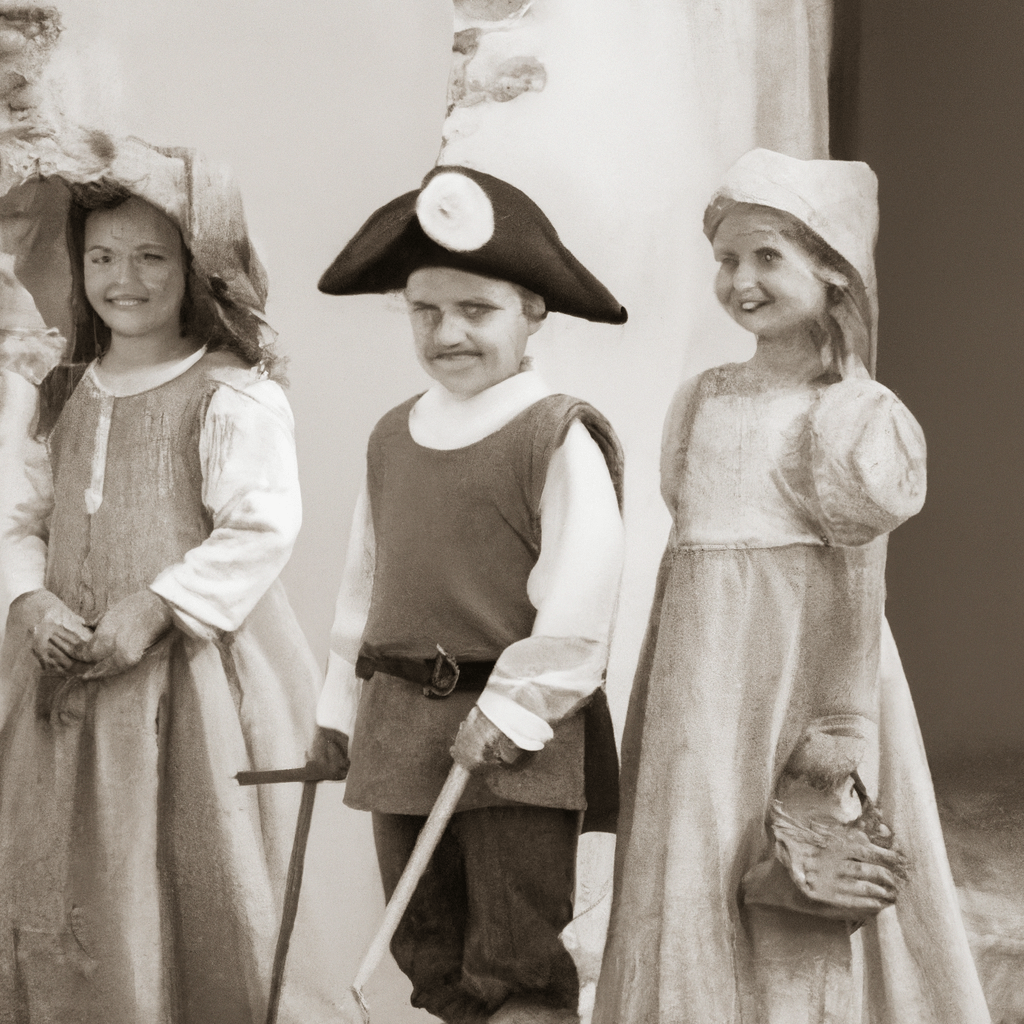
[78, 589, 174, 680]
[768, 771, 909, 916]
[787, 835, 903, 913]
[9, 589, 94, 674]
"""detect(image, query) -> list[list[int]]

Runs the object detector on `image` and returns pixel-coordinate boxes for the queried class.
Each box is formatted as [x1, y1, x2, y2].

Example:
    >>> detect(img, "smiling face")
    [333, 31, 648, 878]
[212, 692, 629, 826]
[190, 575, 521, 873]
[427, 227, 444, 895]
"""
[405, 267, 543, 398]
[712, 207, 831, 342]
[83, 197, 187, 348]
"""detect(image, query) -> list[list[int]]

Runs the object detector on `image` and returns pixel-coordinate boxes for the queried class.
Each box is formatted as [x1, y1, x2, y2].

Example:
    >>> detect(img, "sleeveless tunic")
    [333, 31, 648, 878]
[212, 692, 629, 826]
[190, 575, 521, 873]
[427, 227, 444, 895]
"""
[344, 393, 623, 820]
[0, 353, 325, 1024]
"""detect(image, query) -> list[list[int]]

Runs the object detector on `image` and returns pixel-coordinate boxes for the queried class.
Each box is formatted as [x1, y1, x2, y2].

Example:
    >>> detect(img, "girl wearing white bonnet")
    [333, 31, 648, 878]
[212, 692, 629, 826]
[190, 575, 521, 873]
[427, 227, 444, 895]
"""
[593, 150, 989, 1023]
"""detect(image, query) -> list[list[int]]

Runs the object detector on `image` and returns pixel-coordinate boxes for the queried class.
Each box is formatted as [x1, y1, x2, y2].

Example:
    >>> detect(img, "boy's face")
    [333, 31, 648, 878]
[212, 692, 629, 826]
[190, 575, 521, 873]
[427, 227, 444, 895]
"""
[406, 267, 542, 398]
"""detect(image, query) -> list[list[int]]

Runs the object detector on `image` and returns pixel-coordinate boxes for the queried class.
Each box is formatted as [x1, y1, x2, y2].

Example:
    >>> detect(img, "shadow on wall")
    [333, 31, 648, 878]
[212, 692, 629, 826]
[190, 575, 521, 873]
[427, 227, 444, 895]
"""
[851, 1, 1024, 756]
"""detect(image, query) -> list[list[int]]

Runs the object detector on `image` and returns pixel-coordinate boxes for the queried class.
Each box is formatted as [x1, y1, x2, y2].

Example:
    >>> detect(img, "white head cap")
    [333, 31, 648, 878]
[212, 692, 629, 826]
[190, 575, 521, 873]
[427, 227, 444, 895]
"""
[705, 149, 880, 375]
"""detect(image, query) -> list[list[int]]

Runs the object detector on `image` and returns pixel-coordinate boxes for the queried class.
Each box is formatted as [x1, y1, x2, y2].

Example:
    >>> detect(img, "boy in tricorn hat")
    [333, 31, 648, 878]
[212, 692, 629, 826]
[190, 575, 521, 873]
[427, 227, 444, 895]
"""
[311, 166, 627, 1024]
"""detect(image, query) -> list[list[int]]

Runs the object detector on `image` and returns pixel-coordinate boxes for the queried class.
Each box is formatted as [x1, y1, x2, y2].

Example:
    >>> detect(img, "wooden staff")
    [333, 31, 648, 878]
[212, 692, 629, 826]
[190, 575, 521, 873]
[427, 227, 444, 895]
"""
[346, 762, 471, 1023]
[236, 765, 327, 1024]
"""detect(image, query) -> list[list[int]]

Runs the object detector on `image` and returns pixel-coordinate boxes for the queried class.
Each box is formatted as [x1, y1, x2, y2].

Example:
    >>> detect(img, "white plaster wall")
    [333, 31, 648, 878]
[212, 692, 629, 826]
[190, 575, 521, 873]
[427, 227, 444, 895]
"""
[436, 0, 830, 735]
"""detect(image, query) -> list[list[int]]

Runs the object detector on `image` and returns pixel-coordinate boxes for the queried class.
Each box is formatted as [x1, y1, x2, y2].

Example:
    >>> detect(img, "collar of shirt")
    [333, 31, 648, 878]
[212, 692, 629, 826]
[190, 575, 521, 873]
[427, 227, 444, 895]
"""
[88, 345, 208, 398]
[408, 370, 553, 450]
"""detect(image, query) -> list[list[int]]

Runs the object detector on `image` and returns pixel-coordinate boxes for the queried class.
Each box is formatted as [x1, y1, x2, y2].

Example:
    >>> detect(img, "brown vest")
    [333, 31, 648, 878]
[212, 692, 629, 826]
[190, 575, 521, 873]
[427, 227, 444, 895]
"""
[42, 354, 251, 620]
[344, 393, 623, 827]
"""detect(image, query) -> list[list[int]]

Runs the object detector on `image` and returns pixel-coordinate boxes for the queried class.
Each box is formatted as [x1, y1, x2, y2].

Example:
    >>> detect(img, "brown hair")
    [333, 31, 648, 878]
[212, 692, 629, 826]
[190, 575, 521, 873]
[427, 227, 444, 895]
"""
[65, 180, 277, 373]
[511, 282, 547, 324]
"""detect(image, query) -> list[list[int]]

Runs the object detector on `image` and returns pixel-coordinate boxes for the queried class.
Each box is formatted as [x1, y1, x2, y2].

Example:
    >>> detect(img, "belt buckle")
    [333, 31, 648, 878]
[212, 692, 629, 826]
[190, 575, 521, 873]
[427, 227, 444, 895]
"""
[425, 644, 460, 698]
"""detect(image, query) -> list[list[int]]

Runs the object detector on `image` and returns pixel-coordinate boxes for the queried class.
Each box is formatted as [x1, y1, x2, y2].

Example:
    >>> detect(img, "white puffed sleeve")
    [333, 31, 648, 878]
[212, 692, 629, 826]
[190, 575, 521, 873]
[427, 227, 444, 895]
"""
[476, 420, 625, 750]
[149, 378, 302, 638]
[0, 368, 52, 610]
[315, 484, 374, 737]
[810, 378, 927, 546]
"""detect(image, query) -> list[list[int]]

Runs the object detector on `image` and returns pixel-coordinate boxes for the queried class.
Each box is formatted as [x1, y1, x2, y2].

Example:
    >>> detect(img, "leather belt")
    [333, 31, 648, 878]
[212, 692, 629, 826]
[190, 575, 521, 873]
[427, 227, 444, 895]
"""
[355, 644, 495, 698]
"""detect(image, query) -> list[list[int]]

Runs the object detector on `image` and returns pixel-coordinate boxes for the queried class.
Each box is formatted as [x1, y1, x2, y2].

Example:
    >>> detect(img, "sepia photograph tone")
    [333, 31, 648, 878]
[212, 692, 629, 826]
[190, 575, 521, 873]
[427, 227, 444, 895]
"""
[0, 2, 1019, 1022]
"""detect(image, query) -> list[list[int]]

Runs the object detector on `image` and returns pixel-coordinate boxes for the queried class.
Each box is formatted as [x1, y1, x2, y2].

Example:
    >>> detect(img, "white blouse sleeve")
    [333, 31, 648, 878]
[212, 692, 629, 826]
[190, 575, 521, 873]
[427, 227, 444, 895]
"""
[477, 419, 625, 750]
[810, 378, 927, 546]
[0, 368, 52, 609]
[149, 379, 302, 638]
[315, 483, 375, 736]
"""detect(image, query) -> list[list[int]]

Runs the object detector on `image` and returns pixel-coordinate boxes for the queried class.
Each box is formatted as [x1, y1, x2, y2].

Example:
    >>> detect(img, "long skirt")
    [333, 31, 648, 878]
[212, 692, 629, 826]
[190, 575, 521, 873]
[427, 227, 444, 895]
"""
[0, 582, 330, 1024]
[593, 546, 990, 1024]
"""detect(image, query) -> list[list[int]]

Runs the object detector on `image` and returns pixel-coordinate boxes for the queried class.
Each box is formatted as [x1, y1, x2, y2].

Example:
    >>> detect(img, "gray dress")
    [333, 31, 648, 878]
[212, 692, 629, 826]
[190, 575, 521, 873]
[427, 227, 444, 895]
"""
[0, 352, 323, 1024]
[594, 365, 989, 1024]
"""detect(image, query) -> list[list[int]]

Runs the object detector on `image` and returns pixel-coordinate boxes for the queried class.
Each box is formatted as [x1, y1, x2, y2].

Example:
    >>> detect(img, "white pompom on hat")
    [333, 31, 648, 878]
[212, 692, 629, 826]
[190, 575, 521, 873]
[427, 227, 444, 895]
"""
[415, 171, 495, 253]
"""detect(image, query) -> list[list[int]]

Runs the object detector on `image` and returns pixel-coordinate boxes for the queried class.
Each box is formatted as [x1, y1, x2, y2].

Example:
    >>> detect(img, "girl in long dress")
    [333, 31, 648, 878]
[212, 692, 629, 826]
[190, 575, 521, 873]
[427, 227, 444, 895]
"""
[0, 137, 328, 1023]
[593, 149, 990, 1024]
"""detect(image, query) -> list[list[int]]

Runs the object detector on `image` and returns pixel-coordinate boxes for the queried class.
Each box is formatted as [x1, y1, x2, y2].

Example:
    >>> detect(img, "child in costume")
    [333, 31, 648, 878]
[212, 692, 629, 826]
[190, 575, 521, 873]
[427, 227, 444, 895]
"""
[593, 149, 990, 1024]
[312, 166, 627, 1024]
[0, 138, 329, 1023]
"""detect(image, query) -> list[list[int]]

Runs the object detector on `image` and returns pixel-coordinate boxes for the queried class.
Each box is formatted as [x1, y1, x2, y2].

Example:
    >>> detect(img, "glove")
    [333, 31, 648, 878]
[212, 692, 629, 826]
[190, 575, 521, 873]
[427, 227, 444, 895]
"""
[306, 726, 351, 781]
[450, 705, 523, 773]
[78, 589, 174, 680]
[8, 589, 93, 673]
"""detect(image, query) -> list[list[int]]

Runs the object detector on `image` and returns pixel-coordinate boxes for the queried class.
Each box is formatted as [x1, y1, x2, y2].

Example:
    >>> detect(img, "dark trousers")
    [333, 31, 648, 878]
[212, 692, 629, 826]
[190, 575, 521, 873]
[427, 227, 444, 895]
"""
[372, 805, 582, 1024]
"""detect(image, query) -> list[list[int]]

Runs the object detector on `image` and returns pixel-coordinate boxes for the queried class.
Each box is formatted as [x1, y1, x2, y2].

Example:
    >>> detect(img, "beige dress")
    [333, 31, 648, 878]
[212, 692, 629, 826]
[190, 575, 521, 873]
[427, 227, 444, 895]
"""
[593, 364, 990, 1024]
[0, 351, 326, 1024]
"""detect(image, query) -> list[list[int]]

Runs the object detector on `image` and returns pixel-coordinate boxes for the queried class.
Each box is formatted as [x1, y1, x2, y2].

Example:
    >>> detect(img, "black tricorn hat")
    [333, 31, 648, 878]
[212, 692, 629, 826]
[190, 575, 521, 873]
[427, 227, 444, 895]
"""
[318, 165, 627, 325]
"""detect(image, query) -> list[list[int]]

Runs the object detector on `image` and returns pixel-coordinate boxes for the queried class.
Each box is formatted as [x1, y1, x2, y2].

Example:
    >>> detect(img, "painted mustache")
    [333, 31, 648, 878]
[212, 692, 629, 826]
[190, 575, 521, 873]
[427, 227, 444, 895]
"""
[428, 348, 482, 359]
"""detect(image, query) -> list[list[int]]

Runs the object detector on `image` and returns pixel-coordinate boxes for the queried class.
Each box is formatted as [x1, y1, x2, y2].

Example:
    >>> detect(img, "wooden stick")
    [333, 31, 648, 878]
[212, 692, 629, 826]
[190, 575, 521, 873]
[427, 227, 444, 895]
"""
[351, 762, 471, 1004]
[237, 766, 326, 786]
[265, 778, 318, 1024]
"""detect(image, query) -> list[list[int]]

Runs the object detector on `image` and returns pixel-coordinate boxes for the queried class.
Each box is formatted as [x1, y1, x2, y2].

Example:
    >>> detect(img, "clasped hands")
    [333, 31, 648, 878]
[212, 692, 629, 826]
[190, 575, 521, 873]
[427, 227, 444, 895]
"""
[13, 587, 173, 681]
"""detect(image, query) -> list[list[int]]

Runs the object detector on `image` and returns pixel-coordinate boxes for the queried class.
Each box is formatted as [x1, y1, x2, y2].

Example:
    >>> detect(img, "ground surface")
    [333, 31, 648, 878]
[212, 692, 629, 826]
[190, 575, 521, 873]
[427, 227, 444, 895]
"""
[933, 749, 1024, 1024]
